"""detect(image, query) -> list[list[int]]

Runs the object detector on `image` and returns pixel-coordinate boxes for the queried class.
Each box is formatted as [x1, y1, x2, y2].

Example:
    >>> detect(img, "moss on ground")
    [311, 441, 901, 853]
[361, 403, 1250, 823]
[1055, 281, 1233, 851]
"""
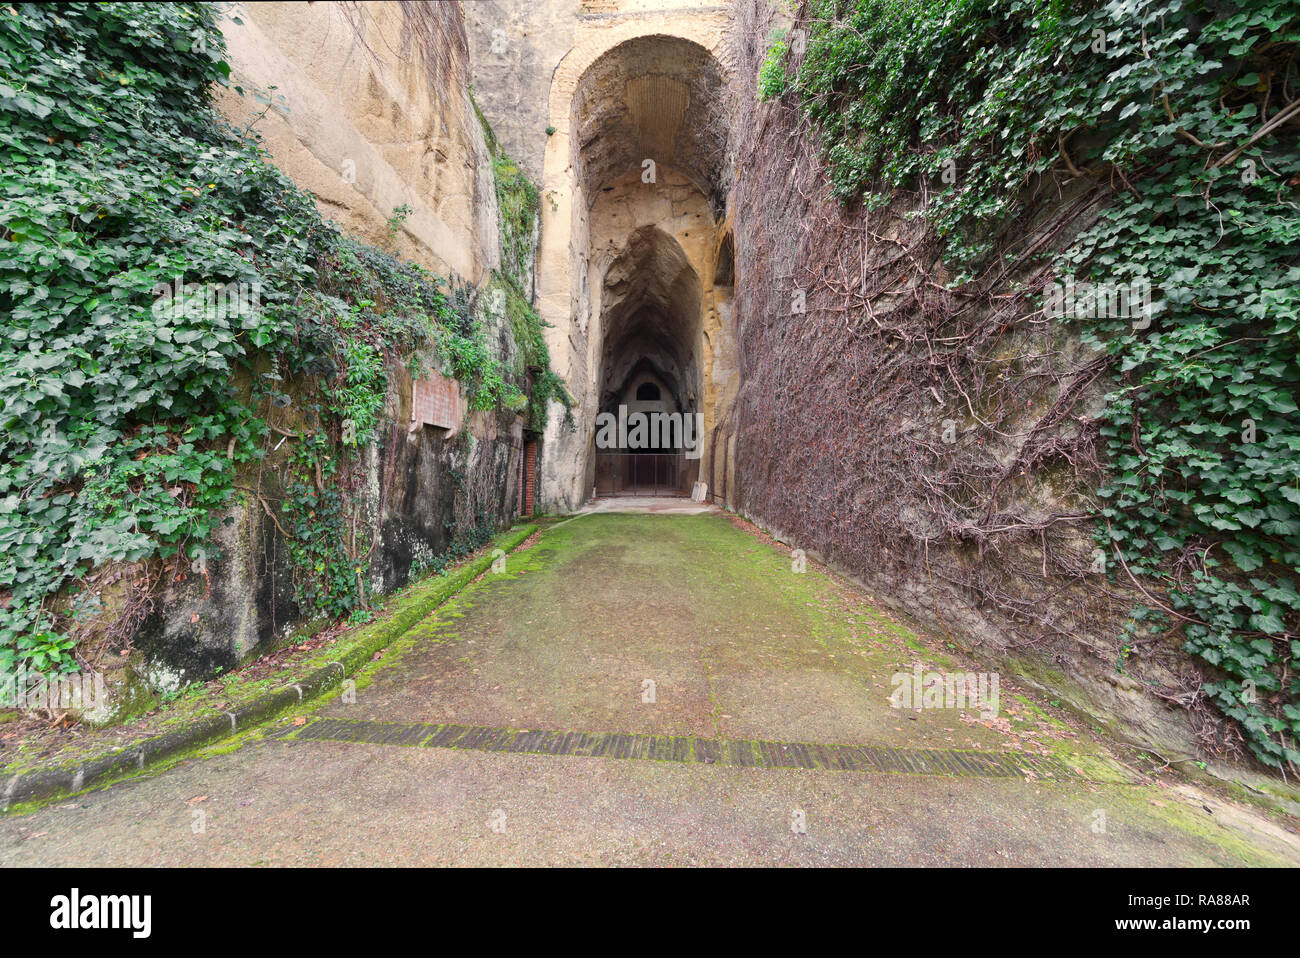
[5, 512, 1295, 862]
[0, 524, 536, 783]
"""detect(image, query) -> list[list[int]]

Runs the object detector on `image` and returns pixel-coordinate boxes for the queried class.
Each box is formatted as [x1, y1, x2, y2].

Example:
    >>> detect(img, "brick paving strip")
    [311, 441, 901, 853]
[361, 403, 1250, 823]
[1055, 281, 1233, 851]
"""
[269, 716, 1134, 783]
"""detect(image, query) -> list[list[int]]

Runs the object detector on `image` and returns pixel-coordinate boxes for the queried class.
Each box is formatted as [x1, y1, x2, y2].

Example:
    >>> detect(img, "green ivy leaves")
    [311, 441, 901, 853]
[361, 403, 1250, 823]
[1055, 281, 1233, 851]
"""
[790, 0, 1300, 769]
[0, 3, 566, 676]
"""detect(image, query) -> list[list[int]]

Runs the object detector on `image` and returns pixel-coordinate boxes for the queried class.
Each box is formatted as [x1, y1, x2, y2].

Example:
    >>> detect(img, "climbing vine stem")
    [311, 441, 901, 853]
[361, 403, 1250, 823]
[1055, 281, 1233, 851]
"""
[766, 0, 1299, 770]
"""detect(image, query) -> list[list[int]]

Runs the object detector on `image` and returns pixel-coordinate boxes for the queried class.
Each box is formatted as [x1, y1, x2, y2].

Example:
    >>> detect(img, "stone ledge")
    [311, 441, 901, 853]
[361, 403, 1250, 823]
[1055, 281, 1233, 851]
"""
[0, 524, 538, 813]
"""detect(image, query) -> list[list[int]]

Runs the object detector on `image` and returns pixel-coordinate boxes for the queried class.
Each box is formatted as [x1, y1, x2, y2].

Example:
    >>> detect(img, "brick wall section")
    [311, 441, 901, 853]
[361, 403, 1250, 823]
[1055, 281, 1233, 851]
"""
[516, 438, 525, 517]
[523, 439, 538, 515]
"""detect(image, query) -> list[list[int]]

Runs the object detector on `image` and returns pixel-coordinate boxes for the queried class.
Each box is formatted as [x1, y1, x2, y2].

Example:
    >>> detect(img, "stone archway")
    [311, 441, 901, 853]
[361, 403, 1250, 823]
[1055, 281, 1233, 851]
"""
[597, 225, 702, 418]
[534, 25, 737, 510]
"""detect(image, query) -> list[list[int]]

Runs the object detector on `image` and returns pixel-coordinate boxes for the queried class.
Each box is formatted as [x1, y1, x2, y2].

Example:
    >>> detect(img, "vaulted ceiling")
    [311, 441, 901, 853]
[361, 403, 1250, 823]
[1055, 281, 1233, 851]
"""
[598, 226, 701, 411]
[571, 35, 729, 208]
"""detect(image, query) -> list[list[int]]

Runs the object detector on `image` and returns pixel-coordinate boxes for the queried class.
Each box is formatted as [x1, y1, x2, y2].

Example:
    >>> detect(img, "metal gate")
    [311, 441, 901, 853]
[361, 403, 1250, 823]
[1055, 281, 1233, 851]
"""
[594, 453, 691, 497]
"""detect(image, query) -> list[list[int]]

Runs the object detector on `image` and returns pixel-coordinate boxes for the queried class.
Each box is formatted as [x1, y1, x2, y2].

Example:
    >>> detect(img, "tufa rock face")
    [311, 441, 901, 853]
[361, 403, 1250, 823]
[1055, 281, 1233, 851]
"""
[213, 1, 497, 282]
[132, 321, 530, 691]
[106, 2, 538, 697]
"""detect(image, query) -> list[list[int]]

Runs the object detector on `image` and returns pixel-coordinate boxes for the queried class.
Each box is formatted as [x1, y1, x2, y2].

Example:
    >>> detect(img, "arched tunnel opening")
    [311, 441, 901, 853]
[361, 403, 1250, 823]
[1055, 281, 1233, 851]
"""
[564, 35, 731, 500]
[593, 226, 703, 494]
[597, 228, 700, 438]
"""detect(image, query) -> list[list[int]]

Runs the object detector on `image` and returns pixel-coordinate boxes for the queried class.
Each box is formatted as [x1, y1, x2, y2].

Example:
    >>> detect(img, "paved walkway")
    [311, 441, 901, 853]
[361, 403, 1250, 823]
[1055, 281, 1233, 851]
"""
[2, 513, 1296, 865]
[581, 495, 716, 514]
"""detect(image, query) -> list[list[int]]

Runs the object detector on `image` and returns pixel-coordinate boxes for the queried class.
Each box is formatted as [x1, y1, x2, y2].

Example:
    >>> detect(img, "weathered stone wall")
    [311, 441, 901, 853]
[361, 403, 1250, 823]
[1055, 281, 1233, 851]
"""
[465, 0, 576, 185]
[717, 0, 1243, 778]
[469, 0, 737, 511]
[133, 291, 529, 693]
[215, 0, 497, 281]
[115, 2, 533, 698]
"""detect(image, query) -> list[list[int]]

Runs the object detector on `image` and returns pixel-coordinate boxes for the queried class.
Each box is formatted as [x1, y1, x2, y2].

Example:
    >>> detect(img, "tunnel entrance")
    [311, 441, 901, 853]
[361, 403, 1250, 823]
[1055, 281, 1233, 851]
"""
[594, 453, 689, 497]
[562, 34, 729, 504]
[533, 29, 737, 510]
[592, 224, 703, 497]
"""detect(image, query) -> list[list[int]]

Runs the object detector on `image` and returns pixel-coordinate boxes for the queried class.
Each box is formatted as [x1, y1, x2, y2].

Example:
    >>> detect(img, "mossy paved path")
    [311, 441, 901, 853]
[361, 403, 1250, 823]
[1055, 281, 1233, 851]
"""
[2, 512, 1298, 865]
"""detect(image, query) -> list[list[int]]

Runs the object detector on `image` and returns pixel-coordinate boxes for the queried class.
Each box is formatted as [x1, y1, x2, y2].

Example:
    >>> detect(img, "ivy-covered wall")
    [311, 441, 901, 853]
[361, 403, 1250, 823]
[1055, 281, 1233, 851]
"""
[0, 3, 562, 708]
[732, 0, 1299, 778]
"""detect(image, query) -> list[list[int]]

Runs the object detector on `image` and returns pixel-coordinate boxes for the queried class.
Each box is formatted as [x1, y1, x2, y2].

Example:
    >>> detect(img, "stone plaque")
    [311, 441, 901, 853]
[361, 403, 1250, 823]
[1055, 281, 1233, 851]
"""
[411, 374, 460, 431]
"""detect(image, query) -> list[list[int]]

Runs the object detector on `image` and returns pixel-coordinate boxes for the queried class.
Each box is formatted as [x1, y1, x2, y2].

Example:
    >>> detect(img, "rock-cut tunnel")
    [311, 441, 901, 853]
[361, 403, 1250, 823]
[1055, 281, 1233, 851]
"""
[537, 32, 738, 506]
